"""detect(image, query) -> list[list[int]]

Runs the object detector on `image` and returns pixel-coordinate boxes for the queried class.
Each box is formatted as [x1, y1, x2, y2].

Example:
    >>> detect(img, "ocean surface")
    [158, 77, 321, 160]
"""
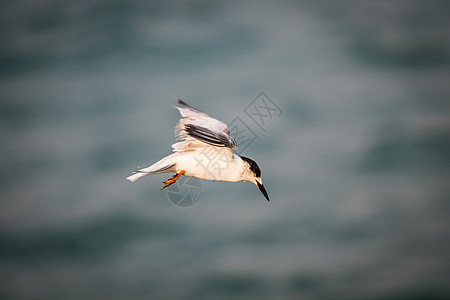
[1, 1, 449, 299]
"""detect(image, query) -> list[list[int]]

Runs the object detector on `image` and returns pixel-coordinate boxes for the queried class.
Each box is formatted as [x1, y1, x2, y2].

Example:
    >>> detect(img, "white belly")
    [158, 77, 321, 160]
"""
[175, 151, 243, 182]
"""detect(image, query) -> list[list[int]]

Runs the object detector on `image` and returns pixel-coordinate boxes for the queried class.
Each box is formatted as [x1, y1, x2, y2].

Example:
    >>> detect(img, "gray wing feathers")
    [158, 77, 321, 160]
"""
[185, 124, 236, 148]
[173, 99, 237, 152]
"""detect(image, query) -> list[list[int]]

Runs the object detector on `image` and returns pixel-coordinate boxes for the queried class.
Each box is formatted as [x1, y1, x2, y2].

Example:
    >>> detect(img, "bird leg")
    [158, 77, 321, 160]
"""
[161, 170, 186, 190]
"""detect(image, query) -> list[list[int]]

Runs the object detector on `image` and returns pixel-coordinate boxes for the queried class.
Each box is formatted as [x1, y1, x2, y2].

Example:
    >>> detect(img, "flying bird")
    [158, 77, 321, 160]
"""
[126, 99, 270, 201]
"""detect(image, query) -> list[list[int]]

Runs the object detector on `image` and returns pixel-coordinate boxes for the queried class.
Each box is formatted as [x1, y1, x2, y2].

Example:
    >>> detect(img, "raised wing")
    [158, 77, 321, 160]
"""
[172, 99, 237, 153]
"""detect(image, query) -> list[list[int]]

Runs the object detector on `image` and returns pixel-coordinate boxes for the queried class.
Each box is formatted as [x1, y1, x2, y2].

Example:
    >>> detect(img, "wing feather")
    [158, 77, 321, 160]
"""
[172, 99, 237, 154]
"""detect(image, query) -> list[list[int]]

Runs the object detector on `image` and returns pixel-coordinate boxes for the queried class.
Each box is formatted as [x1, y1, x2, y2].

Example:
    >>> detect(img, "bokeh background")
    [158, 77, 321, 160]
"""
[1, 0, 449, 299]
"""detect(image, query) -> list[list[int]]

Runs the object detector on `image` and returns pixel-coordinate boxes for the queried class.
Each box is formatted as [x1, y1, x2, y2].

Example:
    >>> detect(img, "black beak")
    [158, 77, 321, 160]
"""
[256, 181, 270, 202]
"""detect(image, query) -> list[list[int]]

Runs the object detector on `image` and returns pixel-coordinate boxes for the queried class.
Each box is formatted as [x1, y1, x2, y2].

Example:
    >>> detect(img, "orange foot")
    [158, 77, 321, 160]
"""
[161, 170, 186, 190]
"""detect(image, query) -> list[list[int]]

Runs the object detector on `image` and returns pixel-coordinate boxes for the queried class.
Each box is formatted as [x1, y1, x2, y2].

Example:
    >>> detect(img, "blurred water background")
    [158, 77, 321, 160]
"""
[1, 0, 449, 299]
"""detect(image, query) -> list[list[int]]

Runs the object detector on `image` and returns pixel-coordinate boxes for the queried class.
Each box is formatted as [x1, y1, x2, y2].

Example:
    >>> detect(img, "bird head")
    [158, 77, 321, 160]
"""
[240, 156, 270, 201]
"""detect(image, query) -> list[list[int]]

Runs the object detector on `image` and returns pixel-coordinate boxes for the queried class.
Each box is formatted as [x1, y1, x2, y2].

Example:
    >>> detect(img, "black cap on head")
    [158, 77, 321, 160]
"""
[240, 156, 269, 201]
[240, 156, 261, 177]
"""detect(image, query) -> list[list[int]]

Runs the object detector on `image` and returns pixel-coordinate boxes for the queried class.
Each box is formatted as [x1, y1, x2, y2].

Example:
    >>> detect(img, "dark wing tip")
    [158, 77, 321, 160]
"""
[176, 98, 187, 106]
[176, 98, 202, 113]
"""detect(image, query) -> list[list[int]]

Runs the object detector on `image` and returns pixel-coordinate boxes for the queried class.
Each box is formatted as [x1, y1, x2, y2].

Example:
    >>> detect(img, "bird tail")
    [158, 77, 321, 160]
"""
[126, 161, 176, 182]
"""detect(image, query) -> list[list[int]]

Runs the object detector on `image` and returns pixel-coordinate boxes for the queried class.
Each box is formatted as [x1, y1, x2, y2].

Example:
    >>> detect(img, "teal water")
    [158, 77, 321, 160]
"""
[1, 1, 449, 299]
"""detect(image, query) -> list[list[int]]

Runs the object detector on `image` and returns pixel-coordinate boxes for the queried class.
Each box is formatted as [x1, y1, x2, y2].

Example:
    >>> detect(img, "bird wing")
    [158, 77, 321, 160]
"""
[172, 99, 237, 155]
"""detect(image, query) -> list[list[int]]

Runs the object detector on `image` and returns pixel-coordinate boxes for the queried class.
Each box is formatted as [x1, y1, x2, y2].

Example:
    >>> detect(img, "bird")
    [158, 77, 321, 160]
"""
[126, 99, 270, 201]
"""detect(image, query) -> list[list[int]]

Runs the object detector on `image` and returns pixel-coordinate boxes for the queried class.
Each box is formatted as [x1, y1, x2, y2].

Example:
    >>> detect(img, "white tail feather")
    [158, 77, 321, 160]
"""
[126, 170, 150, 182]
[126, 155, 177, 183]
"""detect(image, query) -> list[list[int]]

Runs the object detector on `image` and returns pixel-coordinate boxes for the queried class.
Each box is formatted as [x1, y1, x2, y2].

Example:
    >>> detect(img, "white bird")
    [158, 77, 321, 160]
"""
[126, 99, 270, 201]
